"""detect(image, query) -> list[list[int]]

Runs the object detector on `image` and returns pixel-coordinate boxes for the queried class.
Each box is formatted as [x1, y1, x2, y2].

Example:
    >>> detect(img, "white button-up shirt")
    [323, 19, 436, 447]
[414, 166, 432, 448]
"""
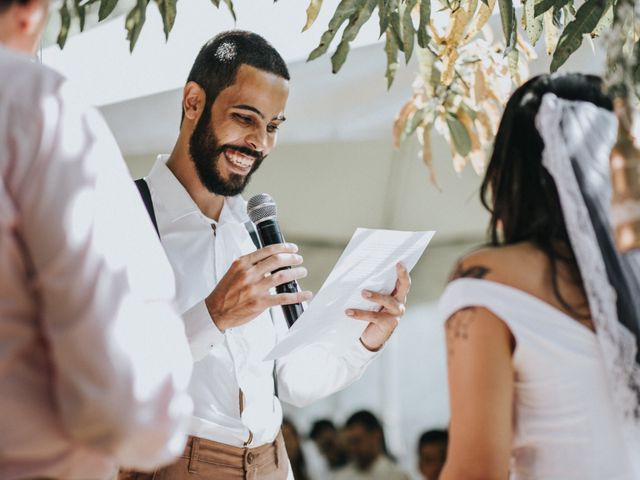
[147, 155, 379, 448]
[0, 47, 193, 479]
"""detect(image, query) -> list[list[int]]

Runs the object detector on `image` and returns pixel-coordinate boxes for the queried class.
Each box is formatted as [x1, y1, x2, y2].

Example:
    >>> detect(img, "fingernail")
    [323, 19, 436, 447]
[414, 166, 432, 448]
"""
[345, 309, 354, 316]
[303, 291, 313, 301]
[362, 290, 372, 298]
[287, 243, 298, 252]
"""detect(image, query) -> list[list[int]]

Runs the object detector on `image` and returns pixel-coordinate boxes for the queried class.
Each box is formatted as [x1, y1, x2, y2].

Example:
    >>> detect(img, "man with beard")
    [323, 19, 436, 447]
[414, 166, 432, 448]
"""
[122, 31, 411, 480]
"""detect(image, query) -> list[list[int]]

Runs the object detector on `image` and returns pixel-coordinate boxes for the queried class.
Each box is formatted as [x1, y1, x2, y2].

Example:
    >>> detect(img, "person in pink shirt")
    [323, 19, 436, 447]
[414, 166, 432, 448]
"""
[0, 1, 194, 478]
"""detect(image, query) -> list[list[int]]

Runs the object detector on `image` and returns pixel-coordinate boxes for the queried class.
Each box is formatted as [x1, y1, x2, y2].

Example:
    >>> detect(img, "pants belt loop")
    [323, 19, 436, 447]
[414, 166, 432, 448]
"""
[188, 437, 200, 474]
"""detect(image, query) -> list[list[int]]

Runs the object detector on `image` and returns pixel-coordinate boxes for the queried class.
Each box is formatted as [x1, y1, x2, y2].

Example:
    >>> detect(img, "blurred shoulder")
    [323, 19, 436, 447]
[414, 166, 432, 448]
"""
[0, 47, 66, 103]
[449, 242, 548, 287]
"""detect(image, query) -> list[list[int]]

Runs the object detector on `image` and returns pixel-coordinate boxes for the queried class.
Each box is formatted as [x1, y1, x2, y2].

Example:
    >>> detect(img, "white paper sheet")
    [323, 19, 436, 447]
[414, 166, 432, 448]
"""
[264, 228, 435, 360]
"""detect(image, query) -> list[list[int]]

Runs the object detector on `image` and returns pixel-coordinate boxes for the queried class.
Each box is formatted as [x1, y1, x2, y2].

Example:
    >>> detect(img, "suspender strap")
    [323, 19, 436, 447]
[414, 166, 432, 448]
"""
[134, 178, 159, 237]
[133, 185, 280, 398]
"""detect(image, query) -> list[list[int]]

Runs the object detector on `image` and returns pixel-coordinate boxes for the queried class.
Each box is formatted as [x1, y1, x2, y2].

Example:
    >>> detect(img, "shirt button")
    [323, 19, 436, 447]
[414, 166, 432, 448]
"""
[247, 452, 254, 464]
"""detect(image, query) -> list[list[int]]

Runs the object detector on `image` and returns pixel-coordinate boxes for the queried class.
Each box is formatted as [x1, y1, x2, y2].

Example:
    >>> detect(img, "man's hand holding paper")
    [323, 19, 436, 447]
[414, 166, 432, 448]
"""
[266, 228, 434, 360]
[347, 262, 411, 351]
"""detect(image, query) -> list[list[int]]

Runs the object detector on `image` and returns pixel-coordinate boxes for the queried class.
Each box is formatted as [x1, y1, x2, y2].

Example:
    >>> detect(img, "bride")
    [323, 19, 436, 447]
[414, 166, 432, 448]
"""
[438, 73, 640, 479]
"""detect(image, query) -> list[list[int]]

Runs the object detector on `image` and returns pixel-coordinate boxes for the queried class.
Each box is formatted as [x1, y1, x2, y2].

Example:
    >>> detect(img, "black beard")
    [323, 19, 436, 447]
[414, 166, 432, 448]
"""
[189, 105, 265, 197]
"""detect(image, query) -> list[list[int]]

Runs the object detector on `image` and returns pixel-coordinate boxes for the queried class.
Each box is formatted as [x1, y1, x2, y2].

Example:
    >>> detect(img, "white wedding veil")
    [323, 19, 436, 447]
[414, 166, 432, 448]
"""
[535, 92, 640, 448]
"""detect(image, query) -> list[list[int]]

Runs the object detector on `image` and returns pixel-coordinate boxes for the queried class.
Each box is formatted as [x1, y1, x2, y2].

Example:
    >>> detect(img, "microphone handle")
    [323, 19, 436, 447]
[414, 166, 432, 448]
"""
[254, 219, 304, 328]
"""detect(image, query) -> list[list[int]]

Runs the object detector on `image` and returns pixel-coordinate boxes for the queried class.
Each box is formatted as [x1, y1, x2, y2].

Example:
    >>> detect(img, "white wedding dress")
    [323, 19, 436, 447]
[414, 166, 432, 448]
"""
[440, 278, 640, 480]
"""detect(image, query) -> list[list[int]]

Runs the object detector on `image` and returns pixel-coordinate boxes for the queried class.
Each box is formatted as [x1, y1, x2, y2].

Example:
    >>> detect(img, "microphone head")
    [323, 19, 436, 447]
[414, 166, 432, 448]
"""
[247, 193, 277, 225]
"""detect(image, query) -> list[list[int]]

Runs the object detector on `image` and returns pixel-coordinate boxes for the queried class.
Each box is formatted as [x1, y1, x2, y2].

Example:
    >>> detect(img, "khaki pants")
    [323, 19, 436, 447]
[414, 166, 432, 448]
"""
[118, 433, 289, 480]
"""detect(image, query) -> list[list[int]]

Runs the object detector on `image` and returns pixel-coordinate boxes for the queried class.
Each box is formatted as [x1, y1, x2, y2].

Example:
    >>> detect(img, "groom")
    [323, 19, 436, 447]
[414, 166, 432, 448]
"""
[122, 30, 411, 479]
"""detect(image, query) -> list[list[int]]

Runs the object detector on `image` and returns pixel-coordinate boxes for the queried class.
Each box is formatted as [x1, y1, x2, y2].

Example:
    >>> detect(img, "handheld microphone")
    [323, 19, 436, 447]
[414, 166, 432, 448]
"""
[247, 193, 304, 328]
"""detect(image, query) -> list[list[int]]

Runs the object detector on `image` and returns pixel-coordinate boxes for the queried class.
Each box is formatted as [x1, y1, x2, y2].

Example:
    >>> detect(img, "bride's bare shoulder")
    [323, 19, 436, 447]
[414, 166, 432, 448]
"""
[449, 242, 548, 286]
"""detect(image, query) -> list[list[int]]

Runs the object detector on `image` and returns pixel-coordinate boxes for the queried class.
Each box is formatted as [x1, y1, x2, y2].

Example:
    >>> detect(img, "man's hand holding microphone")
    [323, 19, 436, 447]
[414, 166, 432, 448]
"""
[203, 193, 411, 351]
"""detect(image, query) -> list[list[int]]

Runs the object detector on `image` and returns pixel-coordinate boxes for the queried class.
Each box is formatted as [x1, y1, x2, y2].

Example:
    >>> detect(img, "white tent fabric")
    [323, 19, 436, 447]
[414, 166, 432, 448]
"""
[41, 0, 383, 107]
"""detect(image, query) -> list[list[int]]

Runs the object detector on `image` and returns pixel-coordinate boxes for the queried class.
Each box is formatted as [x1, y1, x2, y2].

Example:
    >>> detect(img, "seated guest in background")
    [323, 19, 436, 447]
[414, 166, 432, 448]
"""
[440, 73, 640, 479]
[282, 418, 310, 480]
[309, 419, 349, 473]
[417, 430, 448, 480]
[0, 0, 193, 478]
[335, 410, 410, 480]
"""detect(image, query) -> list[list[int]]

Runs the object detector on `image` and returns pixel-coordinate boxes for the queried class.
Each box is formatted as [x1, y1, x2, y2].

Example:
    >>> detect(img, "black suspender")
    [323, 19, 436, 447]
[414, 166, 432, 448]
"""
[134, 178, 159, 237]
[134, 179, 278, 396]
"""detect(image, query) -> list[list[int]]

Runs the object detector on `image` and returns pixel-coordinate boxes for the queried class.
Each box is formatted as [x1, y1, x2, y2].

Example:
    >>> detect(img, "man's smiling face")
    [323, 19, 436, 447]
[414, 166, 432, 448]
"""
[189, 64, 289, 196]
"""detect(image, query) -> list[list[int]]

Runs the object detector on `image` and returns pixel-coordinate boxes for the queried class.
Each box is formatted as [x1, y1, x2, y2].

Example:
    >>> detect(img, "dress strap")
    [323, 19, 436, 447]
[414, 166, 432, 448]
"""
[439, 278, 596, 342]
[439, 278, 519, 321]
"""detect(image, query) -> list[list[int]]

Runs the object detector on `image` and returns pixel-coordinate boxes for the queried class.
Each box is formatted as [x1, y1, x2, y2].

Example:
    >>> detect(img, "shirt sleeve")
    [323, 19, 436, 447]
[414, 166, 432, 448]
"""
[182, 300, 225, 361]
[10, 78, 193, 470]
[271, 306, 381, 408]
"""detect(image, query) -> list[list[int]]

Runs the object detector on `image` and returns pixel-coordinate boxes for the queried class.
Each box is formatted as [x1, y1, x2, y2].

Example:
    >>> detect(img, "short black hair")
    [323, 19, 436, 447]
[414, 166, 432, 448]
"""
[184, 30, 289, 119]
[0, 0, 29, 14]
[418, 430, 448, 452]
[309, 419, 337, 440]
[345, 410, 396, 462]
[345, 410, 382, 432]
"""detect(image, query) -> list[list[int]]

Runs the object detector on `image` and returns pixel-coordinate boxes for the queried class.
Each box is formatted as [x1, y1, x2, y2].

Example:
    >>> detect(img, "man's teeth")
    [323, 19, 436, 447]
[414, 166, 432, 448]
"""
[227, 151, 253, 169]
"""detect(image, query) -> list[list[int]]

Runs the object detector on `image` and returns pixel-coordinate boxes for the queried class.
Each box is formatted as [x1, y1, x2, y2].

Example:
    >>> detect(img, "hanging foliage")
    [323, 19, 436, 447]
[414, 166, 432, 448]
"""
[55, 0, 638, 183]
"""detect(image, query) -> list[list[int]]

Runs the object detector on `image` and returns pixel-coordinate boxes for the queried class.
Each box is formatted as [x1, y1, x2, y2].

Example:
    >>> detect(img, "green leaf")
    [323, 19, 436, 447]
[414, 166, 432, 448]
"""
[307, 0, 362, 61]
[155, 0, 177, 40]
[534, 0, 569, 17]
[550, 0, 608, 72]
[388, 9, 404, 51]
[331, 41, 351, 73]
[125, 0, 148, 53]
[417, 0, 431, 48]
[303, 0, 324, 31]
[498, 0, 516, 52]
[331, 0, 377, 72]
[74, 0, 86, 31]
[221, 0, 236, 22]
[98, 0, 118, 21]
[524, 0, 544, 44]
[591, 2, 613, 37]
[401, 0, 417, 63]
[57, 0, 71, 49]
[378, 0, 392, 37]
[446, 113, 471, 156]
[384, 28, 399, 88]
[209, 0, 236, 20]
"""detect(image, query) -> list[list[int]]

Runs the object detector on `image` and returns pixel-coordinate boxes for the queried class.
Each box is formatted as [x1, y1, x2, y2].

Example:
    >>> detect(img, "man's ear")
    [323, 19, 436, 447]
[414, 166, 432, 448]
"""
[183, 81, 206, 123]
[16, 0, 48, 35]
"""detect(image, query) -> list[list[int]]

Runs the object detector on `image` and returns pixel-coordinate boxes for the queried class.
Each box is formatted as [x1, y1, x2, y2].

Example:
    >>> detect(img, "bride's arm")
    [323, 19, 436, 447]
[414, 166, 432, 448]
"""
[440, 305, 515, 480]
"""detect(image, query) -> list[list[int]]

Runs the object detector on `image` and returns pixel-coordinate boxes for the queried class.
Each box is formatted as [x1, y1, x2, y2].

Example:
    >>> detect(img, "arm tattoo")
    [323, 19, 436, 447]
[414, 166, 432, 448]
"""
[445, 308, 476, 357]
[444, 260, 490, 357]
[449, 262, 491, 282]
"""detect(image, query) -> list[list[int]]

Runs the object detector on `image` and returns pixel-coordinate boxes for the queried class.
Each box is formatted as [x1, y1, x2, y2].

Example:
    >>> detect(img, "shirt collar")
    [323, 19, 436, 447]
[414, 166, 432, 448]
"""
[148, 154, 249, 225]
